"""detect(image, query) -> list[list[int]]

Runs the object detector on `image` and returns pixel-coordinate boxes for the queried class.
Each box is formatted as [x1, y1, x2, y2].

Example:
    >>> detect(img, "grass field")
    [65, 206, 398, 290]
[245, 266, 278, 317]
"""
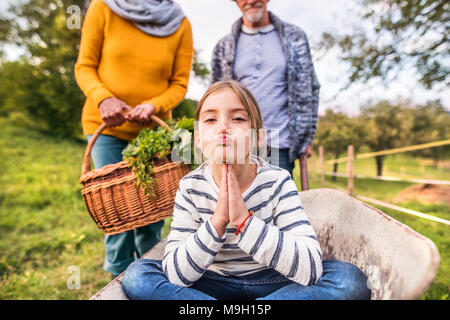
[0, 115, 448, 299]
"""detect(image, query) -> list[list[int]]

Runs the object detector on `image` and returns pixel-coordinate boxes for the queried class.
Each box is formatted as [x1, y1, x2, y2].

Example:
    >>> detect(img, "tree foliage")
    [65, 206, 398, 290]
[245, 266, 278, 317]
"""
[408, 100, 450, 162]
[314, 109, 366, 179]
[358, 100, 414, 175]
[316, 100, 449, 176]
[319, 0, 449, 89]
[314, 109, 366, 158]
[360, 101, 413, 152]
[0, 0, 86, 137]
[192, 49, 210, 81]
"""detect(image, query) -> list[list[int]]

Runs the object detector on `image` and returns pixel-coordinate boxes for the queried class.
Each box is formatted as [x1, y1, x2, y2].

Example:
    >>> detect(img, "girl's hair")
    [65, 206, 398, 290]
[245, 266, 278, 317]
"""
[194, 80, 266, 161]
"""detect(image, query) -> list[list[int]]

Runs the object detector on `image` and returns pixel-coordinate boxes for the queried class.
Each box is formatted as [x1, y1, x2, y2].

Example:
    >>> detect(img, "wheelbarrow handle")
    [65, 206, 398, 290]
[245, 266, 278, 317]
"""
[81, 114, 171, 176]
[299, 153, 310, 191]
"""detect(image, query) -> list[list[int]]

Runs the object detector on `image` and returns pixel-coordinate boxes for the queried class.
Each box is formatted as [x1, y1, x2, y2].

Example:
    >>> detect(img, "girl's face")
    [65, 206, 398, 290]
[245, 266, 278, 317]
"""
[195, 88, 255, 164]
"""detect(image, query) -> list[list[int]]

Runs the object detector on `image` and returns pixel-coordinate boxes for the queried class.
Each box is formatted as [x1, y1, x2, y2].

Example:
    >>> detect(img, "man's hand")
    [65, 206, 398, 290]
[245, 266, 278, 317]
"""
[210, 164, 229, 237]
[99, 97, 132, 128]
[126, 103, 156, 127]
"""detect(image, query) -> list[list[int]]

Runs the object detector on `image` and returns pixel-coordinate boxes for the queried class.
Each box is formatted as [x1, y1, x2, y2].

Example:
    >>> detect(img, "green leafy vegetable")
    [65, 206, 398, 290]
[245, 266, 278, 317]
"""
[122, 117, 196, 199]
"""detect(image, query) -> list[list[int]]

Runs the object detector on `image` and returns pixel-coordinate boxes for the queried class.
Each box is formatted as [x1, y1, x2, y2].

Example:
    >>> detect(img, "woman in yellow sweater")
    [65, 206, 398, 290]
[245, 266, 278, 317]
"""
[74, 0, 193, 278]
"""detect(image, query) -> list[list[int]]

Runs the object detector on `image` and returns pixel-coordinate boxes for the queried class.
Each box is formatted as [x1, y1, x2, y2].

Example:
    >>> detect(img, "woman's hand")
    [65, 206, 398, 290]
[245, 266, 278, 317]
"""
[210, 164, 229, 237]
[99, 97, 132, 128]
[227, 165, 251, 229]
[126, 103, 156, 127]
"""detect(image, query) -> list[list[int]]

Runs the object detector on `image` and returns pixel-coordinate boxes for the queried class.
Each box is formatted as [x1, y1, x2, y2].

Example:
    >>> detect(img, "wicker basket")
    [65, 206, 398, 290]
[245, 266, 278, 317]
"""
[79, 115, 191, 235]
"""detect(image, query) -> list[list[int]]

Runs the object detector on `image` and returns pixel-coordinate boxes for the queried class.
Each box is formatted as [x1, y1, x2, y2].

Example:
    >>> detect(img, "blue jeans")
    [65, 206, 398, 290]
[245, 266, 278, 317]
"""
[87, 134, 164, 276]
[122, 259, 371, 300]
[267, 148, 295, 177]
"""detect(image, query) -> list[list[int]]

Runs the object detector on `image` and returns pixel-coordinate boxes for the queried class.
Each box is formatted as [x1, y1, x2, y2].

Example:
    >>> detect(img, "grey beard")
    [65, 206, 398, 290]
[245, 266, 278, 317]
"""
[243, 10, 265, 25]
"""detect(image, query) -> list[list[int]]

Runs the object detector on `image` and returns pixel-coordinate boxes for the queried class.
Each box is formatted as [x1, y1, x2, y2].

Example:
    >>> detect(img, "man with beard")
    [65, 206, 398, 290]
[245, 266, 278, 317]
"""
[211, 0, 320, 177]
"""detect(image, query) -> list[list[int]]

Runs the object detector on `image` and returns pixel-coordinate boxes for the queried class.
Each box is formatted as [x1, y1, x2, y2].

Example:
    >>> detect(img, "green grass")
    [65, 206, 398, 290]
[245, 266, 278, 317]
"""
[0, 115, 448, 299]
[292, 163, 449, 300]
[0, 116, 171, 299]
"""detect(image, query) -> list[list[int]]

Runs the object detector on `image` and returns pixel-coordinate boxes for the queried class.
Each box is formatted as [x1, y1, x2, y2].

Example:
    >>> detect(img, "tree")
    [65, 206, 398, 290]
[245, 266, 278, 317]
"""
[0, 0, 88, 137]
[314, 109, 366, 181]
[319, 0, 449, 90]
[409, 100, 450, 165]
[192, 49, 210, 81]
[358, 100, 413, 176]
[0, 59, 49, 122]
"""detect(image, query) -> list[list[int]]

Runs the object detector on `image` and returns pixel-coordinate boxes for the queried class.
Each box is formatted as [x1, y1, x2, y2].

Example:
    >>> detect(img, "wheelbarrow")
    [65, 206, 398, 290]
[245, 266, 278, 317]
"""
[90, 155, 440, 300]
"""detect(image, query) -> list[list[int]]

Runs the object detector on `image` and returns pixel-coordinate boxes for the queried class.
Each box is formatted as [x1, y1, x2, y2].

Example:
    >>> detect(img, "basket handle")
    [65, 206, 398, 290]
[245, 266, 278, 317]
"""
[81, 114, 172, 176]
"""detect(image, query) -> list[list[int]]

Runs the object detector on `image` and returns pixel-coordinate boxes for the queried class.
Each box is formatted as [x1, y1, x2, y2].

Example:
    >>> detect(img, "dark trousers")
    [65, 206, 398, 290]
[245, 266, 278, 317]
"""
[267, 147, 295, 177]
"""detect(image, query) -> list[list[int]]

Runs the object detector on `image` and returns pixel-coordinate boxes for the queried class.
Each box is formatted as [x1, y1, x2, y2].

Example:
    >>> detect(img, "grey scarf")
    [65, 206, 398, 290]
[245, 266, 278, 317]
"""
[102, 0, 185, 37]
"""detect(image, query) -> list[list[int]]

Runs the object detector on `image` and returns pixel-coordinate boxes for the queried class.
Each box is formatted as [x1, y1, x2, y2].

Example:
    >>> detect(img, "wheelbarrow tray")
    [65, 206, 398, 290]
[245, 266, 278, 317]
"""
[90, 188, 440, 300]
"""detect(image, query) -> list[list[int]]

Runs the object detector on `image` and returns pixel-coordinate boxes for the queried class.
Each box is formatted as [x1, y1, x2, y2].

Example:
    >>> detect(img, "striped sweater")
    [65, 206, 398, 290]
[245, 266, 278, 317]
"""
[162, 156, 323, 287]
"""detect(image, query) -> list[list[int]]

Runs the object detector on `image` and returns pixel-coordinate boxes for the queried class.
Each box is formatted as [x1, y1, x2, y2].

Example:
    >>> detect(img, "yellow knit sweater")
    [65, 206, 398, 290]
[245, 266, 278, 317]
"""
[75, 0, 193, 141]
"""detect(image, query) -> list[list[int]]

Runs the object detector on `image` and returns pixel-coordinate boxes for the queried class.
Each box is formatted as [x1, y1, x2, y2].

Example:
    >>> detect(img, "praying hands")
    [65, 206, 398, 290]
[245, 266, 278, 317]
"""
[210, 164, 252, 237]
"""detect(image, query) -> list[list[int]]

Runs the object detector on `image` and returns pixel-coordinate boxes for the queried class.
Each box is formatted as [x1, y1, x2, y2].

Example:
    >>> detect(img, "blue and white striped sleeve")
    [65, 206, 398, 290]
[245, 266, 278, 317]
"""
[237, 174, 323, 286]
[162, 182, 226, 287]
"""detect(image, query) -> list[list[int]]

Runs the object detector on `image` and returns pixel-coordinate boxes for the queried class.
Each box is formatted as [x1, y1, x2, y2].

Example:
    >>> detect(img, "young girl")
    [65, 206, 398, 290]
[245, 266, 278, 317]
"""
[121, 81, 370, 300]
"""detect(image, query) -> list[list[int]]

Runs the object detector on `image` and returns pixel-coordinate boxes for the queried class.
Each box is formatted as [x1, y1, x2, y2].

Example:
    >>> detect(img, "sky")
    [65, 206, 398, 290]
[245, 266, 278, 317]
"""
[1, 0, 448, 115]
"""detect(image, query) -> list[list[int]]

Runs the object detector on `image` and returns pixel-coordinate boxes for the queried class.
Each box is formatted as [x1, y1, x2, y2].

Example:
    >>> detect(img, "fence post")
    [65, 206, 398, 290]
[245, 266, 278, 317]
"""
[319, 146, 325, 187]
[348, 145, 354, 196]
